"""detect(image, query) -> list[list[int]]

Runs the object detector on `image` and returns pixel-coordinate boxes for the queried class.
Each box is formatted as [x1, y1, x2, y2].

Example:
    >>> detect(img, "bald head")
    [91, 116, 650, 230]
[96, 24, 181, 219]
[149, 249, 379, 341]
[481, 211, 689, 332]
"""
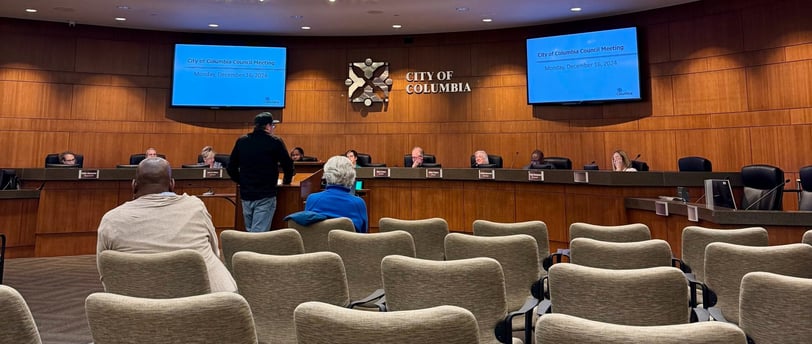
[133, 157, 174, 198]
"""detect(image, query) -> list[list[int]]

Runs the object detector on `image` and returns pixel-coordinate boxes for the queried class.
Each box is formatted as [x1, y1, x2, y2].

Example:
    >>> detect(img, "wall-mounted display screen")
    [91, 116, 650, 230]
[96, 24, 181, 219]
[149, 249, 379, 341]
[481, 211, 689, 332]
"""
[171, 44, 287, 108]
[526, 27, 641, 105]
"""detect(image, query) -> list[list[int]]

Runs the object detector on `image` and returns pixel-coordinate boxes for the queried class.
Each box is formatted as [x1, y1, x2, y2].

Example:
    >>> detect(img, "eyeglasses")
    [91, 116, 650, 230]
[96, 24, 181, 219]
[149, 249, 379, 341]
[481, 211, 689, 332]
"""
[63, 158, 75, 162]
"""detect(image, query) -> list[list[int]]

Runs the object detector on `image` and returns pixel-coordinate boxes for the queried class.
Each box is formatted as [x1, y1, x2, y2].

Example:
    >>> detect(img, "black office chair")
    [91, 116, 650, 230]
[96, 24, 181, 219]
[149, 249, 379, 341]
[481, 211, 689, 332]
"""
[357, 153, 386, 167]
[469, 154, 503, 168]
[543, 157, 572, 170]
[197, 154, 230, 168]
[130, 153, 167, 165]
[583, 162, 599, 170]
[798, 165, 812, 211]
[631, 160, 650, 171]
[45, 153, 83, 168]
[678, 157, 712, 172]
[740, 164, 785, 211]
[403, 154, 440, 168]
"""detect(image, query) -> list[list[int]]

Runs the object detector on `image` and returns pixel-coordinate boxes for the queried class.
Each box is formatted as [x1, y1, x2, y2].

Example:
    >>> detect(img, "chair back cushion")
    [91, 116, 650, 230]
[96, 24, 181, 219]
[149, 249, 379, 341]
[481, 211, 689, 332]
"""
[0, 285, 42, 344]
[740, 271, 812, 344]
[379, 217, 449, 260]
[548, 264, 690, 325]
[286, 217, 354, 253]
[473, 219, 550, 277]
[85, 292, 258, 344]
[678, 156, 712, 172]
[97, 249, 211, 298]
[740, 164, 785, 210]
[543, 157, 573, 170]
[221, 228, 304, 272]
[569, 222, 650, 242]
[295, 302, 480, 344]
[569, 238, 673, 269]
[680, 226, 768, 282]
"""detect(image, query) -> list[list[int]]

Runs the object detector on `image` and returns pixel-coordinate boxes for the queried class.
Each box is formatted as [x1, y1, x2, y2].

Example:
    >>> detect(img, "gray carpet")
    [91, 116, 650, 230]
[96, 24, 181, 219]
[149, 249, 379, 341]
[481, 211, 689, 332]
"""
[2, 255, 103, 344]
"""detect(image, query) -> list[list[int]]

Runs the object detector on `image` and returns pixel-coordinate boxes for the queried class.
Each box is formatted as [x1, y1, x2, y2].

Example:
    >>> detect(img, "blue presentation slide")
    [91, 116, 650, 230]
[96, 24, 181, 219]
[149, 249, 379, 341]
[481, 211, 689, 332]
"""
[172, 44, 286, 107]
[526, 27, 640, 104]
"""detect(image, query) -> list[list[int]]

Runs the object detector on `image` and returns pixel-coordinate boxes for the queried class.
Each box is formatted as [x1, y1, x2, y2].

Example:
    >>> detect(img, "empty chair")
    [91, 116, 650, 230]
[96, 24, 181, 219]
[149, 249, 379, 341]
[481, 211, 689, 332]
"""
[0, 285, 42, 344]
[286, 217, 355, 253]
[295, 301, 480, 344]
[328, 230, 415, 309]
[631, 160, 650, 171]
[356, 153, 386, 167]
[569, 222, 651, 242]
[379, 217, 449, 260]
[545, 264, 690, 326]
[382, 255, 521, 344]
[569, 238, 673, 270]
[445, 233, 540, 344]
[680, 226, 768, 307]
[85, 292, 258, 344]
[798, 165, 812, 210]
[130, 153, 166, 165]
[740, 271, 812, 344]
[473, 219, 550, 276]
[703, 243, 812, 323]
[44, 153, 83, 167]
[232, 251, 349, 344]
[97, 249, 211, 298]
[740, 164, 785, 210]
[403, 154, 441, 168]
[542, 157, 572, 170]
[470, 154, 504, 168]
[678, 156, 712, 172]
[220, 228, 304, 273]
[536, 313, 746, 344]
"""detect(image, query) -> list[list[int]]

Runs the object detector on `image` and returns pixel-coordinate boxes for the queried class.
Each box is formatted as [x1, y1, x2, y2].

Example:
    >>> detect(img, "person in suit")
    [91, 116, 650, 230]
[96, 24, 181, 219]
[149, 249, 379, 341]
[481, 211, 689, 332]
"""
[611, 150, 638, 172]
[472, 150, 489, 168]
[96, 157, 237, 292]
[59, 151, 77, 165]
[409, 146, 425, 168]
[304, 156, 368, 233]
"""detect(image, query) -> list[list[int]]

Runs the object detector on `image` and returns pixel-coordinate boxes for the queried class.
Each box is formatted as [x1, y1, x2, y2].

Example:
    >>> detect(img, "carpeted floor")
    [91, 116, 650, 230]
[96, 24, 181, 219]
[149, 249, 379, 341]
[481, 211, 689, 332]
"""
[2, 255, 103, 344]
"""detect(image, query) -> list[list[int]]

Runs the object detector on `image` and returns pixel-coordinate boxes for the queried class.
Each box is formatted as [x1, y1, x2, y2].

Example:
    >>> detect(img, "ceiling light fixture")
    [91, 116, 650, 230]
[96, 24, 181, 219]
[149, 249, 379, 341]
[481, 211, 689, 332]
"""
[570, 7, 582, 12]
[25, 8, 37, 13]
[392, 24, 402, 29]
[456, 7, 469, 12]
[116, 5, 130, 10]
[301, 26, 311, 30]
[208, 23, 219, 28]
[482, 18, 493, 23]
[115, 17, 126, 21]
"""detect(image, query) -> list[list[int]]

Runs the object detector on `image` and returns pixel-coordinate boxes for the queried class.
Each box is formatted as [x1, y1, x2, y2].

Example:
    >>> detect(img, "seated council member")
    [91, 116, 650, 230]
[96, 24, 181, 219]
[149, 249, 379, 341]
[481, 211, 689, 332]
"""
[345, 149, 359, 168]
[145, 147, 159, 158]
[409, 146, 425, 168]
[200, 146, 222, 168]
[290, 147, 305, 161]
[95, 157, 237, 293]
[611, 150, 638, 172]
[472, 150, 489, 168]
[304, 156, 368, 233]
[59, 151, 77, 165]
[523, 149, 553, 169]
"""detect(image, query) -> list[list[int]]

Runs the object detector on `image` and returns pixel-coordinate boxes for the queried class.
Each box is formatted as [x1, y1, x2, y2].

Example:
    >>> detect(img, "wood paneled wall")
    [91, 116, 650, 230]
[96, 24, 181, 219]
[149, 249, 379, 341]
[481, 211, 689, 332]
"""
[1, 0, 811, 184]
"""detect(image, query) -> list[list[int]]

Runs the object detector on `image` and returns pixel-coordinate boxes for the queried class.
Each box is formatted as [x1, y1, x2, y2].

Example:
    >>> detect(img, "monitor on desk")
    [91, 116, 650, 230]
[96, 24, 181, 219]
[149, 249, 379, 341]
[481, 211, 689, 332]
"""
[355, 180, 364, 190]
[705, 179, 737, 210]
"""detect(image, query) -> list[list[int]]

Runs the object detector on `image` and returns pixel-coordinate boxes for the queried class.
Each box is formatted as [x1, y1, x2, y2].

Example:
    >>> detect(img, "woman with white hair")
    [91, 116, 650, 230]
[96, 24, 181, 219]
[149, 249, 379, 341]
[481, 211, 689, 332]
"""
[304, 155, 368, 232]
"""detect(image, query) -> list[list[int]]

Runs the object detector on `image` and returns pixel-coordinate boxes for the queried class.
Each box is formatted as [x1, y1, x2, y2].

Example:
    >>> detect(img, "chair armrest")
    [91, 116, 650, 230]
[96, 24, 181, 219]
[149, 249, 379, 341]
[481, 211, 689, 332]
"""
[496, 297, 539, 344]
[542, 249, 569, 271]
[672, 257, 692, 273]
[348, 288, 385, 310]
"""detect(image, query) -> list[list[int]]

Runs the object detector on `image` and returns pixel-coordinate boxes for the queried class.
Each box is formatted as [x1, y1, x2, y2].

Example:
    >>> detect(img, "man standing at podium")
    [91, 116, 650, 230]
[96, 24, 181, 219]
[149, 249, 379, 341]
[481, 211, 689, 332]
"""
[228, 112, 294, 232]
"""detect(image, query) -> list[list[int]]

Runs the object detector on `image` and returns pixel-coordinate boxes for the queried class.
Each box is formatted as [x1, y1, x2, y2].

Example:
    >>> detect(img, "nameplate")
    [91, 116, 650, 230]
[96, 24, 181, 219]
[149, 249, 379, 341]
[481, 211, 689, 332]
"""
[373, 168, 390, 178]
[426, 168, 443, 179]
[78, 170, 99, 179]
[478, 170, 495, 180]
[528, 170, 544, 182]
[573, 171, 589, 183]
[687, 205, 699, 222]
[203, 169, 223, 179]
[655, 201, 669, 216]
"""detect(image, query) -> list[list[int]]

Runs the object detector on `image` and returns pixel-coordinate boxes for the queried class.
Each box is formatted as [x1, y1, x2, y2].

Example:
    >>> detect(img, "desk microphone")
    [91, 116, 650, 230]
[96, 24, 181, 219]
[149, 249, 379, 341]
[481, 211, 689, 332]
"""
[633, 154, 641, 161]
[743, 179, 790, 210]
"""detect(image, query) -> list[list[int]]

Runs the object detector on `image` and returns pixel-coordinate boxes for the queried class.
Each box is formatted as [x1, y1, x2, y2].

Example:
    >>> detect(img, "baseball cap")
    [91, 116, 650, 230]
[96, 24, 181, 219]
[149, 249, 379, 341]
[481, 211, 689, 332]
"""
[254, 112, 280, 127]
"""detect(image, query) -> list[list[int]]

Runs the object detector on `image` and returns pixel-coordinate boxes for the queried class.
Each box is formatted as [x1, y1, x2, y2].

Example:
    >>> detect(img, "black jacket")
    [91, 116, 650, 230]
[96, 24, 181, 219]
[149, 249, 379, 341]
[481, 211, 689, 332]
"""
[227, 129, 294, 201]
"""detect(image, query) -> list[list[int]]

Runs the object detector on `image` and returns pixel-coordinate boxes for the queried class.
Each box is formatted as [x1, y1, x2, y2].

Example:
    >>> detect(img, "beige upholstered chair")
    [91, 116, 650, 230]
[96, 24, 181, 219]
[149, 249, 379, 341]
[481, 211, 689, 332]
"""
[379, 217, 449, 260]
[294, 301, 480, 344]
[740, 271, 812, 344]
[85, 292, 258, 344]
[569, 238, 673, 269]
[286, 217, 354, 253]
[445, 233, 539, 343]
[221, 228, 304, 272]
[231, 251, 349, 344]
[546, 264, 690, 326]
[703, 243, 812, 323]
[97, 249, 210, 298]
[472, 219, 550, 276]
[535, 313, 746, 344]
[681, 226, 768, 284]
[0, 285, 42, 344]
[569, 222, 651, 242]
[381, 255, 521, 344]
[803, 229, 812, 245]
[328, 230, 415, 309]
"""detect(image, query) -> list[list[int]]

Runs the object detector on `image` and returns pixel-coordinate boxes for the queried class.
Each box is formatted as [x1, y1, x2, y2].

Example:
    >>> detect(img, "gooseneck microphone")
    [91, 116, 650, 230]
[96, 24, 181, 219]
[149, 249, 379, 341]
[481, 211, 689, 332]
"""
[743, 179, 790, 210]
[633, 153, 641, 161]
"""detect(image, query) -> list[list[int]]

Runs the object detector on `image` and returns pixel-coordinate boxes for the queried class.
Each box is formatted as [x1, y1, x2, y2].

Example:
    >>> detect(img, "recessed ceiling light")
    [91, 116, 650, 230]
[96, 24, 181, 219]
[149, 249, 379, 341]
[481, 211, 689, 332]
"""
[117, 5, 130, 10]
[208, 23, 219, 28]
[456, 7, 469, 12]
[482, 18, 493, 23]
[25, 8, 37, 13]
[301, 26, 311, 30]
[328, 0, 336, 2]
[115, 17, 126, 21]
[392, 24, 402, 29]
[570, 7, 582, 12]
[291, 15, 303, 19]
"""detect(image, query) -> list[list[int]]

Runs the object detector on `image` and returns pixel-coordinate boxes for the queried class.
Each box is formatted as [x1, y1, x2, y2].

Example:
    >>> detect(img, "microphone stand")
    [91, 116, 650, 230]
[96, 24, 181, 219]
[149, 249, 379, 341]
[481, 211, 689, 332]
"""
[743, 179, 790, 210]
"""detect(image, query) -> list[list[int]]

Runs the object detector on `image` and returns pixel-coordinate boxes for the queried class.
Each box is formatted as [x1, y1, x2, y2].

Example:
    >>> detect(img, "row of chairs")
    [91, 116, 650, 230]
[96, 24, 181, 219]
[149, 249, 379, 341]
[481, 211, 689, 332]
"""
[43, 153, 232, 168]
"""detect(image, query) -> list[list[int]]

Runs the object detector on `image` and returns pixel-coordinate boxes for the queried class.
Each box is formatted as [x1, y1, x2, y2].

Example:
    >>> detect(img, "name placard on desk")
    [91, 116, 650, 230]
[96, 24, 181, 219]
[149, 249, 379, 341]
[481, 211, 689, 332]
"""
[426, 168, 443, 179]
[687, 205, 699, 222]
[203, 169, 223, 179]
[78, 170, 99, 179]
[655, 201, 669, 216]
[373, 168, 390, 178]
[528, 170, 544, 182]
[573, 171, 589, 183]
[478, 170, 495, 180]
